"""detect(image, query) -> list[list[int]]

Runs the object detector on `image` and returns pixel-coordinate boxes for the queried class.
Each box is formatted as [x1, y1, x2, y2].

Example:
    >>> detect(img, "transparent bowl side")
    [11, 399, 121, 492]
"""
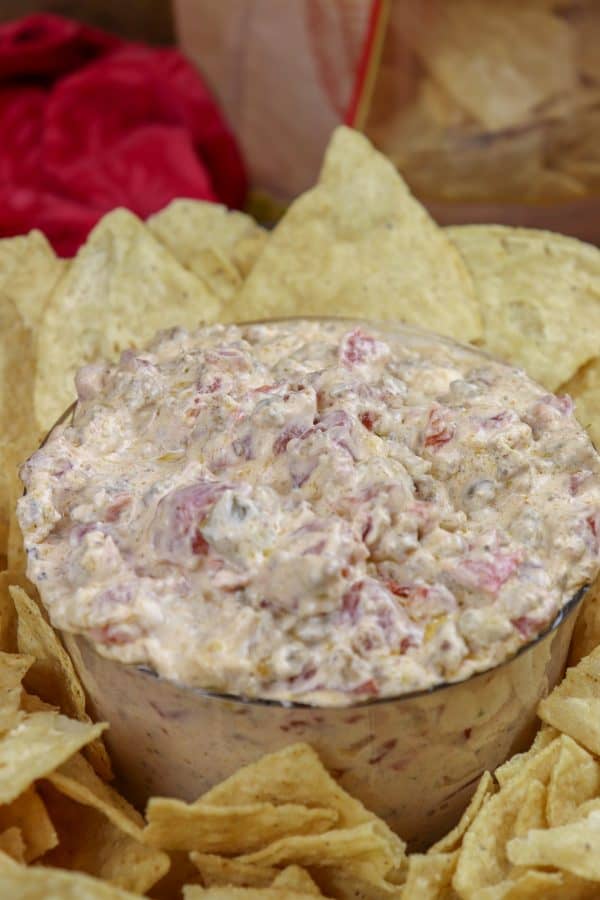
[62, 585, 582, 849]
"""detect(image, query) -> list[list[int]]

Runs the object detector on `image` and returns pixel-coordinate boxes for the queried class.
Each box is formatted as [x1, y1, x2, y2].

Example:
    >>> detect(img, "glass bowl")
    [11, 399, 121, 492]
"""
[62, 592, 583, 851]
[39, 318, 589, 849]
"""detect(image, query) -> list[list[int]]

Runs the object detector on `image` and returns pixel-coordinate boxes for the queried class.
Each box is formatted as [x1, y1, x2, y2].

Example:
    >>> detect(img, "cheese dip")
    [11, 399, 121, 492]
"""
[18, 319, 600, 705]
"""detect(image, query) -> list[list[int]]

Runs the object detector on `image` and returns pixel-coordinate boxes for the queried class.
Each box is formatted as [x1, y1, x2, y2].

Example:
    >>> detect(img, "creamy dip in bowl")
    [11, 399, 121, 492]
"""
[18, 318, 600, 844]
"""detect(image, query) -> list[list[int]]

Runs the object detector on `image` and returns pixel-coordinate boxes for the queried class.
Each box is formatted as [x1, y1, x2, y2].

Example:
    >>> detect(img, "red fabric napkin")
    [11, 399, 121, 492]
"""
[0, 15, 247, 256]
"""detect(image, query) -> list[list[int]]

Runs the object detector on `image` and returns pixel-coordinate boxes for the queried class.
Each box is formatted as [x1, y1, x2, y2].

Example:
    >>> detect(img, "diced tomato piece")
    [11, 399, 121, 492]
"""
[198, 376, 222, 394]
[351, 679, 379, 696]
[359, 410, 377, 431]
[511, 616, 540, 640]
[399, 635, 417, 653]
[105, 495, 131, 522]
[191, 530, 210, 555]
[341, 582, 364, 623]
[460, 551, 520, 593]
[340, 329, 378, 367]
[361, 515, 373, 541]
[385, 581, 411, 598]
[89, 623, 137, 646]
[424, 407, 455, 449]
[386, 581, 429, 601]
[483, 411, 510, 429]
[288, 665, 317, 685]
[273, 424, 306, 454]
[153, 480, 227, 560]
[586, 513, 600, 552]
[570, 472, 589, 495]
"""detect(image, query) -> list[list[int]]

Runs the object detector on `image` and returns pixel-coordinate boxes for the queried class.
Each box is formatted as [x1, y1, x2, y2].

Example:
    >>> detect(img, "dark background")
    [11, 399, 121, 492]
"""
[0, 0, 175, 43]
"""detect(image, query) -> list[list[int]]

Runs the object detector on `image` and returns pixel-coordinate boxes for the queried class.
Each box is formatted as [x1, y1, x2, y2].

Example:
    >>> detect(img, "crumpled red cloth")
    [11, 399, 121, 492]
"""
[0, 15, 247, 256]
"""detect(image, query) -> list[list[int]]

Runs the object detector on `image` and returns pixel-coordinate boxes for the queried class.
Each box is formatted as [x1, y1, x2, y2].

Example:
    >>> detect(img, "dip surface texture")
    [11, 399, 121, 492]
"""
[18, 319, 600, 705]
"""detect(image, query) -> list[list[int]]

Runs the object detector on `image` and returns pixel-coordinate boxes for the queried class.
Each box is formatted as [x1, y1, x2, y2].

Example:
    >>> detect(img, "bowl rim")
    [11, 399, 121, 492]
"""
[40, 316, 591, 710]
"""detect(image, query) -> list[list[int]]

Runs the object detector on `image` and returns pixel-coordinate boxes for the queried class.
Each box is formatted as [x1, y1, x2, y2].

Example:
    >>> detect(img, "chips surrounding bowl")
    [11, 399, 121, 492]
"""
[561, 358, 600, 450]
[2, 125, 600, 897]
[446, 224, 600, 391]
[34, 208, 223, 433]
[225, 127, 481, 342]
[0, 230, 65, 331]
[147, 200, 267, 305]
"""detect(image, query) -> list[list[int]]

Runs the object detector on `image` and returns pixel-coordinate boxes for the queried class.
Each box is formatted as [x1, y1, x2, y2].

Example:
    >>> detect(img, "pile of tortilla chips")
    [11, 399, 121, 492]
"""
[2, 125, 600, 897]
[366, 0, 600, 204]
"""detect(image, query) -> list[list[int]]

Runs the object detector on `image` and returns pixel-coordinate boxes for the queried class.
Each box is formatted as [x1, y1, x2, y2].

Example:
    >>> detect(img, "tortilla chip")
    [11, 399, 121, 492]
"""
[429, 771, 494, 853]
[196, 746, 405, 895]
[0, 785, 57, 862]
[201, 744, 403, 859]
[453, 737, 562, 897]
[187, 853, 277, 888]
[0, 572, 18, 654]
[313, 865, 405, 900]
[495, 726, 559, 787]
[569, 576, 600, 669]
[0, 710, 105, 804]
[507, 808, 600, 880]
[227, 127, 480, 342]
[10, 585, 85, 715]
[0, 572, 38, 655]
[513, 778, 547, 836]
[382, 111, 557, 204]
[0, 231, 64, 331]
[144, 799, 337, 853]
[561, 357, 600, 451]
[0, 852, 144, 897]
[447, 225, 600, 390]
[400, 851, 457, 899]
[470, 869, 590, 900]
[0, 296, 36, 441]
[409, 1, 576, 130]
[538, 647, 600, 755]
[19, 691, 57, 714]
[202, 743, 399, 842]
[0, 829, 24, 864]
[0, 469, 9, 561]
[546, 736, 600, 827]
[34, 208, 222, 432]
[546, 95, 600, 194]
[6, 476, 26, 576]
[0, 649, 31, 734]
[183, 889, 320, 900]
[9, 584, 113, 780]
[451, 783, 517, 897]
[0, 298, 37, 553]
[271, 866, 322, 894]
[45, 751, 142, 839]
[41, 782, 169, 895]
[230, 823, 396, 872]
[147, 200, 267, 301]
[148, 851, 204, 899]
